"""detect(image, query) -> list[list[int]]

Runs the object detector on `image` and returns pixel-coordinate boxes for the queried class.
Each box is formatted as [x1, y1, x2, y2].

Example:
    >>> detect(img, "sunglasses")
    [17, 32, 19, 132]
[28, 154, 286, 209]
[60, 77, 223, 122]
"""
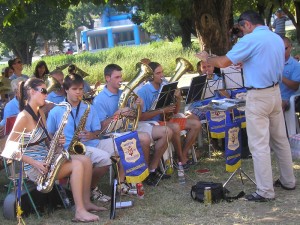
[14, 60, 22, 65]
[34, 87, 48, 95]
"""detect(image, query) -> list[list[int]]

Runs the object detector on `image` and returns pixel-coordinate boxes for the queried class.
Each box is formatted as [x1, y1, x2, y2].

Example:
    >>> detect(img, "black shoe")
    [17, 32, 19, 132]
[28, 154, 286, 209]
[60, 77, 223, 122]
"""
[144, 172, 159, 186]
[244, 192, 274, 202]
[274, 179, 296, 190]
[155, 170, 171, 179]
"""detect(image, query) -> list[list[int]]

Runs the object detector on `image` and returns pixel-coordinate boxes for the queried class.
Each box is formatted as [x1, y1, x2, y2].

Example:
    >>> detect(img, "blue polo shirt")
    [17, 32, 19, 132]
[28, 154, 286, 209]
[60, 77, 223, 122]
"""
[137, 82, 160, 121]
[47, 100, 101, 149]
[9, 74, 29, 80]
[84, 80, 92, 93]
[92, 86, 122, 122]
[279, 56, 300, 100]
[226, 26, 285, 88]
[46, 91, 65, 104]
[0, 97, 19, 126]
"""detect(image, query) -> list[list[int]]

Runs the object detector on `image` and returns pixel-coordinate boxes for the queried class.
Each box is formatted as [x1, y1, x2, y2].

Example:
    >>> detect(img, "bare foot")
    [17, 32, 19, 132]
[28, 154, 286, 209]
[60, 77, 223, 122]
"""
[74, 209, 99, 222]
[86, 202, 107, 212]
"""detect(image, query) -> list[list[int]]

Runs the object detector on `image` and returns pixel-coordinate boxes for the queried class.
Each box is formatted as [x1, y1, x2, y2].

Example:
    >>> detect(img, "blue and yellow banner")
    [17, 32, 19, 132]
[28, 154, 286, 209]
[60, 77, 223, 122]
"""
[115, 131, 149, 183]
[225, 122, 242, 172]
[206, 110, 231, 138]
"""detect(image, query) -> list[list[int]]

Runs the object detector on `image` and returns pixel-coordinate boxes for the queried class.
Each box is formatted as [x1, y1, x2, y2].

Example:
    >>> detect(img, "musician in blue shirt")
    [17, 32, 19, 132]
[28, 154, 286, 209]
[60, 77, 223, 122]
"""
[280, 37, 300, 111]
[196, 10, 295, 202]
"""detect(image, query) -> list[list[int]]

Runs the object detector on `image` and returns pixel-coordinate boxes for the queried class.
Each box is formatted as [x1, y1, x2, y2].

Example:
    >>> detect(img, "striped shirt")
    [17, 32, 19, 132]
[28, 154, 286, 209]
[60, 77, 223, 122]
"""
[273, 17, 288, 35]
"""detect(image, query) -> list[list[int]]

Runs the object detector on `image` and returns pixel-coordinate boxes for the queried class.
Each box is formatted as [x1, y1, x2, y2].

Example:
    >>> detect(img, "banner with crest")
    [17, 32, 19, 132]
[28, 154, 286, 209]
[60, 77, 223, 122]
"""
[225, 122, 242, 172]
[206, 110, 231, 139]
[115, 131, 149, 183]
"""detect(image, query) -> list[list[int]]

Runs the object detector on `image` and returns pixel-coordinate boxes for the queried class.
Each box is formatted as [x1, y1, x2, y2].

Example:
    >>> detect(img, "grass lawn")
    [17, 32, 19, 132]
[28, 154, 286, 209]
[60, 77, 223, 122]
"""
[0, 147, 300, 225]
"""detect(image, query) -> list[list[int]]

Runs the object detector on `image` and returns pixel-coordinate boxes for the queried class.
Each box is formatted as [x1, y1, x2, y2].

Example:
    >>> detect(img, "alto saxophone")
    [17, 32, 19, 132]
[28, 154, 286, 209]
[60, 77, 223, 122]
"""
[68, 100, 90, 155]
[36, 102, 72, 193]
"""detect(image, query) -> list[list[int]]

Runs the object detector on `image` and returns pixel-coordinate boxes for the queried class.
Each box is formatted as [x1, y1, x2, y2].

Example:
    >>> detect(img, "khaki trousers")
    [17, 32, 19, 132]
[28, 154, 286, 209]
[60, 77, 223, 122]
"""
[246, 85, 295, 198]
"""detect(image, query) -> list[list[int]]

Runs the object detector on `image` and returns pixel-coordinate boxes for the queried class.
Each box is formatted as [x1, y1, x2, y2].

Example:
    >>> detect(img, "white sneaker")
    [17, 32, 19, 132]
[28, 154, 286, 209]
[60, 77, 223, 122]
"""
[91, 187, 111, 202]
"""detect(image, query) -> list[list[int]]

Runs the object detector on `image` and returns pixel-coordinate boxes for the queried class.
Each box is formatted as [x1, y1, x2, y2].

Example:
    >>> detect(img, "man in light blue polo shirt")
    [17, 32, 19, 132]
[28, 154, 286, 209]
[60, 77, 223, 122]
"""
[280, 37, 300, 111]
[47, 74, 112, 203]
[196, 10, 295, 202]
[46, 70, 65, 104]
[93, 63, 172, 187]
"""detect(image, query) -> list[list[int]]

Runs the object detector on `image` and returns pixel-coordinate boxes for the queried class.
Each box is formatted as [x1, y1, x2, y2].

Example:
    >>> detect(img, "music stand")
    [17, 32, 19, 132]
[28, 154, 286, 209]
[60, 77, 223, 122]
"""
[202, 77, 224, 99]
[153, 81, 178, 110]
[185, 75, 207, 104]
[221, 66, 244, 89]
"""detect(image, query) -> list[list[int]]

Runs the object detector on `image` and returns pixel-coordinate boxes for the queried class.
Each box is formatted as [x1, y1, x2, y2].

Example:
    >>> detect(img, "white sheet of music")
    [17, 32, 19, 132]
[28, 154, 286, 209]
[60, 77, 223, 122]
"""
[221, 65, 244, 89]
[203, 79, 224, 99]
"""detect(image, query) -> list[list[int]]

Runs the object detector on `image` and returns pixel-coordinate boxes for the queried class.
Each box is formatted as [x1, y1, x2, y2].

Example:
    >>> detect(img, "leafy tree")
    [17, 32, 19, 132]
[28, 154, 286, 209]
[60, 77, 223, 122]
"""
[0, 1, 67, 64]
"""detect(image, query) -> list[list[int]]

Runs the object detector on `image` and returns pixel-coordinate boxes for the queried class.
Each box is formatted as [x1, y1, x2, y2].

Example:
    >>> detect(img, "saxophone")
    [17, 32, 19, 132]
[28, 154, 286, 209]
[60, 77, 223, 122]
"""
[36, 102, 71, 193]
[106, 62, 153, 133]
[68, 100, 90, 155]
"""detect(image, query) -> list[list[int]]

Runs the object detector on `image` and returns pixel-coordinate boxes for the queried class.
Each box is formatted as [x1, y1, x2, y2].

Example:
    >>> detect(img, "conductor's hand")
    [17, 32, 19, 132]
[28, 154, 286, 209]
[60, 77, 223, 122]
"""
[195, 51, 209, 62]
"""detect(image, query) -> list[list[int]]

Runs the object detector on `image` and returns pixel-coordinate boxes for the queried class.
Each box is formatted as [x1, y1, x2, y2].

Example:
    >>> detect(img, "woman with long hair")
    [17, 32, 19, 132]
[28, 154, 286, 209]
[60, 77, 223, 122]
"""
[6, 78, 103, 222]
[33, 61, 49, 80]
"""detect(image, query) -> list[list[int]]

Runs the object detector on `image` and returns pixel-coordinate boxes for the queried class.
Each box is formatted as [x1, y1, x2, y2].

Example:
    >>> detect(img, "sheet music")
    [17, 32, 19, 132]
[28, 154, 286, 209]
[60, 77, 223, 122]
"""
[202, 79, 224, 99]
[221, 65, 244, 89]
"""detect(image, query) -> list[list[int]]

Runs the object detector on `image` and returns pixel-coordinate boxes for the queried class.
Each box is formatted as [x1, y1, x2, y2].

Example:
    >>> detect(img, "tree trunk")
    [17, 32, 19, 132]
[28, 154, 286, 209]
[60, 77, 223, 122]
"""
[192, 0, 233, 55]
[179, 18, 193, 48]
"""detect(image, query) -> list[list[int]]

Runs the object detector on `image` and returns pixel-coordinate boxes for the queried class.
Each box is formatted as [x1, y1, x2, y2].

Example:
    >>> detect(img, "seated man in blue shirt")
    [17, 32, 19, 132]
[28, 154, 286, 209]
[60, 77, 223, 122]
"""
[280, 37, 300, 111]
[93, 64, 172, 186]
[47, 74, 112, 203]
[8, 57, 29, 80]
[46, 70, 65, 104]
[137, 62, 201, 169]
[0, 77, 28, 137]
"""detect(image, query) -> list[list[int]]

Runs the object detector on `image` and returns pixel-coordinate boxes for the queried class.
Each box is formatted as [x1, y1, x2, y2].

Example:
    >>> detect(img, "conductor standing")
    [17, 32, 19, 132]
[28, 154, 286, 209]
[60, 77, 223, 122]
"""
[196, 10, 295, 202]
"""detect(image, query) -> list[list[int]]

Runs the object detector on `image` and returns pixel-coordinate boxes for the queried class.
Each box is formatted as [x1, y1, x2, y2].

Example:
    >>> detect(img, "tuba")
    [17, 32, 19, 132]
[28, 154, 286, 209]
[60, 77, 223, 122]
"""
[106, 63, 153, 133]
[36, 102, 71, 193]
[162, 57, 194, 120]
[46, 76, 62, 93]
[67, 100, 90, 155]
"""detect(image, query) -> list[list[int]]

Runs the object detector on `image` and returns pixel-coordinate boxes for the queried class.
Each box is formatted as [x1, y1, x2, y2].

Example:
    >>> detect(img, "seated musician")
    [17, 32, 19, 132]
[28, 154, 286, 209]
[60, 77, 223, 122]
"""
[7, 78, 102, 222]
[280, 37, 300, 111]
[46, 70, 65, 104]
[0, 77, 27, 137]
[137, 62, 201, 169]
[47, 74, 112, 203]
[186, 60, 230, 121]
[93, 64, 172, 187]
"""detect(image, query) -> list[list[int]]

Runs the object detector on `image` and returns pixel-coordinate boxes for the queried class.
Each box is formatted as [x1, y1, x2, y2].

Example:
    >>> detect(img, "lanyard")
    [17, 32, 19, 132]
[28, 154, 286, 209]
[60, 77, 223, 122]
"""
[67, 101, 81, 131]
[24, 104, 51, 141]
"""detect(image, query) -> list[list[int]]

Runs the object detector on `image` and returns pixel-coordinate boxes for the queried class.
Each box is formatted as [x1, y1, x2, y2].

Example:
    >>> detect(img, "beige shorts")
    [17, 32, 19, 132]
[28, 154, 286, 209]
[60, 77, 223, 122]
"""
[137, 122, 154, 142]
[85, 146, 112, 167]
[97, 132, 128, 156]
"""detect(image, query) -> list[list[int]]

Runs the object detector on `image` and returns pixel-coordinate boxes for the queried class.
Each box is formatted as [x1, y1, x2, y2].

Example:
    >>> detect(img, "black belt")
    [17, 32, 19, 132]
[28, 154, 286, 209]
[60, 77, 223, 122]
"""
[246, 82, 279, 90]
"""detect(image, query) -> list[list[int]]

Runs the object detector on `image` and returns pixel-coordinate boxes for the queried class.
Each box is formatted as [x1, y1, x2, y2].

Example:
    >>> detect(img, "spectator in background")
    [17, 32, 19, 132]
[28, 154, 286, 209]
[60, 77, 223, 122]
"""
[272, 9, 289, 38]
[82, 42, 86, 51]
[3, 67, 14, 78]
[8, 57, 29, 80]
[280, 37, 300, 111]
[66, 48, 73, 55]
[33, 60, 49, 80]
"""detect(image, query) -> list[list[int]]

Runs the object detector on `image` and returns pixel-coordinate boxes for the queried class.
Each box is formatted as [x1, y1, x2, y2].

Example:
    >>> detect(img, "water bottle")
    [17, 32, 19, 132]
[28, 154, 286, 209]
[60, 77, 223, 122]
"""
[177, 162, 186, 184]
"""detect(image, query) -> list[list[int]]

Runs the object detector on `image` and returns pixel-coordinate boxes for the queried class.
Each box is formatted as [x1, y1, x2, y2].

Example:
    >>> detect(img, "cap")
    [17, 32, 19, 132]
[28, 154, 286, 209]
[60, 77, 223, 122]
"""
[276, 8, 283, 13]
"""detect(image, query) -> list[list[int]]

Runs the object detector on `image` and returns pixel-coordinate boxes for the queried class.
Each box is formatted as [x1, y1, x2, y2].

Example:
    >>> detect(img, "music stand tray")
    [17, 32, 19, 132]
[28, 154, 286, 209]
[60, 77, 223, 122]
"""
[153, 81, 178, 110]
[185, 75, 207, 105]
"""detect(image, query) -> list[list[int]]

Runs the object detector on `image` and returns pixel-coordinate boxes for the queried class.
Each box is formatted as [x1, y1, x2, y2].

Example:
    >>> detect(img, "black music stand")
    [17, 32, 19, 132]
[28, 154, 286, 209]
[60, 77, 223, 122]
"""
[221, 66, 245, 89]
[185, 75, 207, 104]
[202, 77, 224, 99]
[153, 82, 178, 110]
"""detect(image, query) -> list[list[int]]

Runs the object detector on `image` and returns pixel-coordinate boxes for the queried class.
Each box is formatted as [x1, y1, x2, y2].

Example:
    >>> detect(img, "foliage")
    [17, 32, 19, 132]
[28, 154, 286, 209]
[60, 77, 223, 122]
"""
[0, 1, 68, 64]
[22, 41, 200, 84]
[63, 2, 104, 40]
[141, 13, 181, 41]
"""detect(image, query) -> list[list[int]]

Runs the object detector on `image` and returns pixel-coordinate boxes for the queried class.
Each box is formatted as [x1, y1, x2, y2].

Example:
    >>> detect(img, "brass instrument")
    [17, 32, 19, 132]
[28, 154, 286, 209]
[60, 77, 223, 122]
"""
[36, 102, 71, 193]
[46, 76, 62, 93]
[68, 100, 90, 155]
[106, 62, 153, 133]
[162, 57, 194, 120]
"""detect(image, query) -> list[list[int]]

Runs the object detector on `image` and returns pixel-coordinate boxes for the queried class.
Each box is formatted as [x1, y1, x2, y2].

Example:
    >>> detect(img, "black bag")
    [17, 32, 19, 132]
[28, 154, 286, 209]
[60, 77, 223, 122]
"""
[190, 181, 224, 203]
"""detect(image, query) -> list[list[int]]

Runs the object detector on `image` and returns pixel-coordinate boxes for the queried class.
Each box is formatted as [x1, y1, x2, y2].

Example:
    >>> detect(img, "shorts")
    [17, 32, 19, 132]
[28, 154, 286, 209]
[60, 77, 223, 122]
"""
[26, 167, 41, 183]
[158, 118, 187, 130]
[85, 146, 112, 167]
[137, 122, 154, 142]
[97, 132, 128, 156]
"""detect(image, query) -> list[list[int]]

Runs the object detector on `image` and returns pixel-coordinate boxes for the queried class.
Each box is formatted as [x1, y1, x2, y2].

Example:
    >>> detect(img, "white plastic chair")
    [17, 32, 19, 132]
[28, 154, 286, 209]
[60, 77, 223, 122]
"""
[284, 92, 300, 137]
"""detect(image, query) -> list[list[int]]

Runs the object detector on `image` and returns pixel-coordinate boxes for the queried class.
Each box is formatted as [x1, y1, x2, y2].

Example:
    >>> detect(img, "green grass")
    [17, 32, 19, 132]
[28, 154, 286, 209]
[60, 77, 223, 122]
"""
[1, 149, 300, 225]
